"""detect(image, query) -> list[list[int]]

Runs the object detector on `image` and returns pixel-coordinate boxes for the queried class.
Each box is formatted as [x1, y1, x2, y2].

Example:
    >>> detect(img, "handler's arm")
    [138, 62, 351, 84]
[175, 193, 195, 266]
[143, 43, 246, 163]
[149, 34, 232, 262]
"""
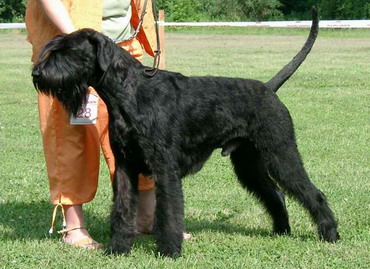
[37, 0, 76, 33]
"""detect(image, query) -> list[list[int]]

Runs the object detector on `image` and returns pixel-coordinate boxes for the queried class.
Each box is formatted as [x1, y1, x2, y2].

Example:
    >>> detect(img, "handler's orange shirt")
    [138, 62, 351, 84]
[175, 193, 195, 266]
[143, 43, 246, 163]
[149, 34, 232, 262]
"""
[26, 0, 156, 61]
[25, 0, 156, 205]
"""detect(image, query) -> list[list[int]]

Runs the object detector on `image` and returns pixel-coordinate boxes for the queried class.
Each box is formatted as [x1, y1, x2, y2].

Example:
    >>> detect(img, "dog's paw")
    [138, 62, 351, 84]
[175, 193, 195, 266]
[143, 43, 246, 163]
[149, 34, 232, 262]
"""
[156, 247, 182, 259]
[155, 234, 183, 259]
[273, 221, 291, 235]
[105, 245, 131, 256]
[105, 237, 133, 255]
[319, 228, 340, 243]
[273, 225, 291, 236]
[318, 223, 340, 243]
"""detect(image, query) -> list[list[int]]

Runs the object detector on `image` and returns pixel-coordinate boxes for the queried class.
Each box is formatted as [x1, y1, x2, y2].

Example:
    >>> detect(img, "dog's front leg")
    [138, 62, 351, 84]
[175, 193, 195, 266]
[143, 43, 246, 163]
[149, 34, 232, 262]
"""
[108, 164, 138, 255]
[153, 173, 184, 258]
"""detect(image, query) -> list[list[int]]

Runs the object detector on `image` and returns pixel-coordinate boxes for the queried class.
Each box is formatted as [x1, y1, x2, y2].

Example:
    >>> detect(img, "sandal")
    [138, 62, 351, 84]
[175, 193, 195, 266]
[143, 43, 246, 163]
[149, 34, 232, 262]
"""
[58, 226, 104, 250]
[49, 204, 103, 250]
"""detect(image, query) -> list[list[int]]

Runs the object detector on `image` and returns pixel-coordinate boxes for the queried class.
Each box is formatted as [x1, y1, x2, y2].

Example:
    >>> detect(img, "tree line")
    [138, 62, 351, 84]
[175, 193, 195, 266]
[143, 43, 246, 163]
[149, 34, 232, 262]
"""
[157, 0, 370, 21]
[1, 0, 369, 23]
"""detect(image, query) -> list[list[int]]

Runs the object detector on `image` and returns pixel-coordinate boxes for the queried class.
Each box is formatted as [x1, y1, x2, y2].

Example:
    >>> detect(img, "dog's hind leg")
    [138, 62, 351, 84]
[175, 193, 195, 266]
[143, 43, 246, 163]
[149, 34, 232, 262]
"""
[230, 141, 291, 235]
[264, 143, 339, 242]
[108, 164, 138, 255]
[152, 172, 184, 258]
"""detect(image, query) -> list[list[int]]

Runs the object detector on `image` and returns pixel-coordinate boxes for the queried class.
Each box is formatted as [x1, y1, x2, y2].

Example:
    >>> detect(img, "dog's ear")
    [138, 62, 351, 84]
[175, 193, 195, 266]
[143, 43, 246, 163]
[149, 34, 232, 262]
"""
[89, 31, 114, 72]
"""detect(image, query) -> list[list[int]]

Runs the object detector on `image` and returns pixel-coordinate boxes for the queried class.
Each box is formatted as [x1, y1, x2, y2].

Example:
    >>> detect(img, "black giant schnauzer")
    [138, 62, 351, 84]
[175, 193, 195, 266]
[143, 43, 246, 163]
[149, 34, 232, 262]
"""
[32, 8, 339, 257]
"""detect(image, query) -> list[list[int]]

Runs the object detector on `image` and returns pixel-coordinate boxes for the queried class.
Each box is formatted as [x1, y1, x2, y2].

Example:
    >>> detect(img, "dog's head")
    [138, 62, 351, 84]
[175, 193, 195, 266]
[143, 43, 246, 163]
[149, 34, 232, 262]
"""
[32, 28, 115, 115]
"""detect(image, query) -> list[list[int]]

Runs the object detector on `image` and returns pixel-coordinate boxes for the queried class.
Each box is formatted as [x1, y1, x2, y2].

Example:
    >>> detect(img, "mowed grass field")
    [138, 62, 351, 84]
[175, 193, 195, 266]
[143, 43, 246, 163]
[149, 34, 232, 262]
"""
[0, 28, 369, 268]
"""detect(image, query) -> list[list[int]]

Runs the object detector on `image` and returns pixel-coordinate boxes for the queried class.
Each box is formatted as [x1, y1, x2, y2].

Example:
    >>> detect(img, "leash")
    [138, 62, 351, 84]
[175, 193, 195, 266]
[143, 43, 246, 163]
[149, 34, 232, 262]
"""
[129, 0, 149, 41]
[144, 0, 161, 76]
[130, 0, 161, 77]
[97, 0, 161, 86]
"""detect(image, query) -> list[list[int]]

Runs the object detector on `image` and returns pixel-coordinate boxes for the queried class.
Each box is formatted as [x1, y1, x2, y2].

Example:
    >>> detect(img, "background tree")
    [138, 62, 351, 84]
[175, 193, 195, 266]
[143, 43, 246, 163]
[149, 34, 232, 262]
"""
[157, 0, 283, 21]
[279, 0, 370, 19]
[157, 0, 201, 22]
[0, 0, 369, 22]
[279, 0, 317, 19]
[319, 0, 370, 19]
[241, 0, 283, 21]
[0, 0, 27, 23]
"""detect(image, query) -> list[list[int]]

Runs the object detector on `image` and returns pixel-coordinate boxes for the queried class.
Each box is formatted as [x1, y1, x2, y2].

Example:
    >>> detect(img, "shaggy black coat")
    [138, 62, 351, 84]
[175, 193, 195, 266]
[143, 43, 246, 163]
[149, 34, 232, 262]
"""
[32, 8, 339, 258]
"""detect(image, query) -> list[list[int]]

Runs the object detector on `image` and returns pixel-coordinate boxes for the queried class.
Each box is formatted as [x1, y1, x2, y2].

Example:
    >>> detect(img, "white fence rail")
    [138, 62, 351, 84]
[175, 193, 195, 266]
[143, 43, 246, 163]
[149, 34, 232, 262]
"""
[160, 20, 370, 28]
[1, 20, 370, 30]
[0, 23, 26, 29]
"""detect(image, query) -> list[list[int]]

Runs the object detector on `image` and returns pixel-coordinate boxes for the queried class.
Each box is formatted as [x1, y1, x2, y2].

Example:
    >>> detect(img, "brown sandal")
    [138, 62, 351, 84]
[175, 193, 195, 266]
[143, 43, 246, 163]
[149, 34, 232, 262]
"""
[48, 204, 103, 250]
[58, 226, 104, 250]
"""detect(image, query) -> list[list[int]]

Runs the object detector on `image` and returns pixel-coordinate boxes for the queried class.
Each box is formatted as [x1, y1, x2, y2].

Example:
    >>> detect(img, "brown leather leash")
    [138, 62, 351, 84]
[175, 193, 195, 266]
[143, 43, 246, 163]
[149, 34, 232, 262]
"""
[130, 0, 161, 76]
[97, 0, 161, 87]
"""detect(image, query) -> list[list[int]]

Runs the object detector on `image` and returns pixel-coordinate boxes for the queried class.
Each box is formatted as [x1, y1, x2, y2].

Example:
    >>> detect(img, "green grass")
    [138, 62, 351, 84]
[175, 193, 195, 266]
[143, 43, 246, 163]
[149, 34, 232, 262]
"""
[0, 28, 369, 268]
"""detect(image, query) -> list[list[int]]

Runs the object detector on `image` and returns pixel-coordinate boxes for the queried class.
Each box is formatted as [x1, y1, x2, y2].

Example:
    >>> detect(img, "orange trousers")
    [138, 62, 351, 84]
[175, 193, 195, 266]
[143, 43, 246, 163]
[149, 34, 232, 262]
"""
[38, 38, 154, 205]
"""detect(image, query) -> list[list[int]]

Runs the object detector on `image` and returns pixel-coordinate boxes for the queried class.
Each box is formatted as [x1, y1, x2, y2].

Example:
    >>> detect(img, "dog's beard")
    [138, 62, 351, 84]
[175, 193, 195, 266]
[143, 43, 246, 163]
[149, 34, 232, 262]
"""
[33, 55, 92, 116]
[56, 84, 89, 116]
[35, 79, 88, 116]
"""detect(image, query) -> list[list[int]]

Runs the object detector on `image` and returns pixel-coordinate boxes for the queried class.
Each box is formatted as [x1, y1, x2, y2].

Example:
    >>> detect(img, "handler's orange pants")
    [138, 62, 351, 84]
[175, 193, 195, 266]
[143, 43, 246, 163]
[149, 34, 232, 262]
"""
[38, 39, 154, 205]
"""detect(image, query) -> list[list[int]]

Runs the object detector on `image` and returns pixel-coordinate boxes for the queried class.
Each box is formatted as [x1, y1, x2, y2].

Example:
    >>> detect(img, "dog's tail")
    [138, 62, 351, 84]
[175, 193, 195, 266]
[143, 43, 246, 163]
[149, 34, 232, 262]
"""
[264, 7, 319, 92]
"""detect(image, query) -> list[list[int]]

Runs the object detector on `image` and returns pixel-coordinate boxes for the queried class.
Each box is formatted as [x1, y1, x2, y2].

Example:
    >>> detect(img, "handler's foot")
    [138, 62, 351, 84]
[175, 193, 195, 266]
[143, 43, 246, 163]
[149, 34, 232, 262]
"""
[62, 227, 103, 249]
[136, 230, 192, 240]
[183, 232, 192, 240]
[136, 189, 192, 240]
[61, 205, 103, 249]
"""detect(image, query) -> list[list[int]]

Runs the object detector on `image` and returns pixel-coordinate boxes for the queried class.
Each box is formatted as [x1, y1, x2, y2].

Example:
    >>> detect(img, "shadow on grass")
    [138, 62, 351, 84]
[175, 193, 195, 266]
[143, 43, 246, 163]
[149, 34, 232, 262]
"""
[132, 217, 319, 255]
[186, 218, 271, 237]
[186, 218, 317, 242]
[0, 201, 109, 242]
[0, 201, 314, 255]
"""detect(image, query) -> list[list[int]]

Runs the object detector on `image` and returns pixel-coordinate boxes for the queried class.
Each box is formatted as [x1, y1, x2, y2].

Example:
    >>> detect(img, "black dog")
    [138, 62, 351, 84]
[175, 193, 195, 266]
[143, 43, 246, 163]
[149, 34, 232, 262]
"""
[32, 8, 339, 257]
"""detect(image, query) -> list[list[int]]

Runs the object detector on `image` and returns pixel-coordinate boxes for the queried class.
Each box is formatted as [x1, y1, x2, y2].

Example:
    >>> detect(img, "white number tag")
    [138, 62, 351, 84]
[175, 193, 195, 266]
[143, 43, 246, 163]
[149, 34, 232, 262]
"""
[70, 94, 98, 125]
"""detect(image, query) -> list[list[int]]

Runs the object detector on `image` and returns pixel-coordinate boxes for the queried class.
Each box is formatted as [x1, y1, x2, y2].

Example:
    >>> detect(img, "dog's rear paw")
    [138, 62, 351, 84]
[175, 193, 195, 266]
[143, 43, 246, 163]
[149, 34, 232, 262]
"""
[320, 229, 340, 243]
[319, 223, 340, 243]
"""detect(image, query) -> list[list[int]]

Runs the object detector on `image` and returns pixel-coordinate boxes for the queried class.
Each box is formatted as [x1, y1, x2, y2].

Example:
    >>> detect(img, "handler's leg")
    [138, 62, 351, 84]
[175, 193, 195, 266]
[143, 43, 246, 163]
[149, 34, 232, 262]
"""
[39, 93, 102, 248]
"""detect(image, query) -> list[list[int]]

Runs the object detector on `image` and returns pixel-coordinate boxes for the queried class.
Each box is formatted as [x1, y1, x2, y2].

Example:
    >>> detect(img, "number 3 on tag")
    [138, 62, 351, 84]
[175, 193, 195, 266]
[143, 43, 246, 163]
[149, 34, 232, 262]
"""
[70, 94, 98, 125]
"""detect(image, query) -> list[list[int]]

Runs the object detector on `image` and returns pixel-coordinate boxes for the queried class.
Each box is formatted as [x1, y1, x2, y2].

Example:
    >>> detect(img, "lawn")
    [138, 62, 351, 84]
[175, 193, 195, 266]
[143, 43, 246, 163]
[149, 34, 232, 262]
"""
[0, 27, 369, 268]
